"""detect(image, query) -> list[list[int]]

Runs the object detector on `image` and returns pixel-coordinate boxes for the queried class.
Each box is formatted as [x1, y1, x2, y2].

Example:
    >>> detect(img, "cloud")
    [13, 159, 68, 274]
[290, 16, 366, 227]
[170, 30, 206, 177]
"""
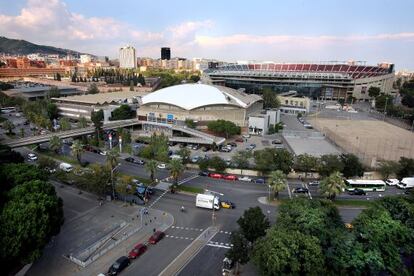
[167, 20, 213, 40]
[195, 32, 414, 47]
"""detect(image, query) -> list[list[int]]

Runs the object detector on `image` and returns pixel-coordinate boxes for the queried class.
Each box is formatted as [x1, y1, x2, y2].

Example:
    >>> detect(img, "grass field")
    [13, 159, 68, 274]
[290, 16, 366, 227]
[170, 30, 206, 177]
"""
[177, 185, 204, 194]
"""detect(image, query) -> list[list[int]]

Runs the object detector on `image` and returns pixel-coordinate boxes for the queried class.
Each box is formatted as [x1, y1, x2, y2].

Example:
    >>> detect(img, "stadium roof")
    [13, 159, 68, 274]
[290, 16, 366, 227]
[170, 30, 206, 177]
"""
[52, 91, 148, 105]
[141, 83, 262, 110]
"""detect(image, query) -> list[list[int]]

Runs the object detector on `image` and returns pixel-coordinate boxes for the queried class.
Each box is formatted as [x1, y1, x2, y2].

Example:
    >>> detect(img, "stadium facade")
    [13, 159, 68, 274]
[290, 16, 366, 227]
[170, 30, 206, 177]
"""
[203, 61, 396, 100]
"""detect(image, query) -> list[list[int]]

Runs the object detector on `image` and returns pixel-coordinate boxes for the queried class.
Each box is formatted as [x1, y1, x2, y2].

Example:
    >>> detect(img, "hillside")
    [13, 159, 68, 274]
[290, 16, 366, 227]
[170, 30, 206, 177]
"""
[0, 36, 87, 56]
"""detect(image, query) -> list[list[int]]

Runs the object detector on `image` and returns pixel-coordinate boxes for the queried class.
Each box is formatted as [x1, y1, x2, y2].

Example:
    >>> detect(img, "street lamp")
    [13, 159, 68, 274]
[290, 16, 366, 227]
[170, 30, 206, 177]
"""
[111, 163, 121, 199]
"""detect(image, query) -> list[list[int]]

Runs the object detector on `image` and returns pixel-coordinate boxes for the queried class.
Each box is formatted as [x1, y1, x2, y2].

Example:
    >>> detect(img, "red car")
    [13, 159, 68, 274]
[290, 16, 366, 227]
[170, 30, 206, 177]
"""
[148, 231, 165, 244]
[235, 138, 244, 143]
[128, 243, 147, 259]
[209, 173, 223, 179]
[223, 175, 238, 181]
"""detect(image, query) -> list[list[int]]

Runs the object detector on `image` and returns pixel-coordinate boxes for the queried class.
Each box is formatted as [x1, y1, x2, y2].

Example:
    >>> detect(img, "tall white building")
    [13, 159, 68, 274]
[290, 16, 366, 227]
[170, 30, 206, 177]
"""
[119, 45, 136, 69]
[80, 54, 92, 64]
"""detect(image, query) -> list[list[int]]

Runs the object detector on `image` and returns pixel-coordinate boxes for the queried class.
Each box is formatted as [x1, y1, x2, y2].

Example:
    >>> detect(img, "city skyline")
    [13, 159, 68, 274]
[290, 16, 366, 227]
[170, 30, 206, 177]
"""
[1, 0, 414, 69]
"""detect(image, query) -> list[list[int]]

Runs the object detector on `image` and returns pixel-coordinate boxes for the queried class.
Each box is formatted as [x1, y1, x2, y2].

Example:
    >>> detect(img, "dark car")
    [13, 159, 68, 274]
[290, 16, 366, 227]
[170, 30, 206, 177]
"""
[128, 243, 147, 259]
[199, 171, 209, 177]
[293, 187, 309, 193]
[135, 159, 145, 165]
[348, 188, 366, 196]
[228, 142, 237, 147]
[148, 231, 165, 244]
[125, 157, 135, 163]
[255, 178, 265, 184]
[271, 139, 282, 144]
[108, 256, 130, 275]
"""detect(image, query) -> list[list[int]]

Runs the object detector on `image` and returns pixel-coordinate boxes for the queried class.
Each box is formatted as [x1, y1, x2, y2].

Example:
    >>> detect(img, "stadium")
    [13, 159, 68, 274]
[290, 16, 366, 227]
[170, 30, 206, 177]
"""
[138, 83, 263, 126]
[204, 61, 396, 100]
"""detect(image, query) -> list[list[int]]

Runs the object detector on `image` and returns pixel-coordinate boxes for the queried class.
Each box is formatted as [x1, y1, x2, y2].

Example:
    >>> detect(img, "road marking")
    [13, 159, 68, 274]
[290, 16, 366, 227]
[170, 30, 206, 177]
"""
[305, 183, 313, 200]
[206, 243, 232, 249]
[178, 174, 199, 185]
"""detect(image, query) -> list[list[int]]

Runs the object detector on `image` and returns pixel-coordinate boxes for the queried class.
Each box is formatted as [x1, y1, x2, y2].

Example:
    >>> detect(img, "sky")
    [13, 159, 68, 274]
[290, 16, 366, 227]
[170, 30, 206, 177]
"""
[1, 0, 414, 69]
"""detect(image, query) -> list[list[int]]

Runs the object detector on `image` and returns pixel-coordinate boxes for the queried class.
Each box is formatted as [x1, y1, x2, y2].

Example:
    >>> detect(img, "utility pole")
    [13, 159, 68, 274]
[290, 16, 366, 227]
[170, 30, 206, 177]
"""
[111, 163, 121, 199]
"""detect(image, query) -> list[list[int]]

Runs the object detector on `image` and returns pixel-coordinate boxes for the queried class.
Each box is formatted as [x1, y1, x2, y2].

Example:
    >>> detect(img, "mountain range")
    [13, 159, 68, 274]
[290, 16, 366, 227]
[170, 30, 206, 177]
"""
[0, 36, 87, 56]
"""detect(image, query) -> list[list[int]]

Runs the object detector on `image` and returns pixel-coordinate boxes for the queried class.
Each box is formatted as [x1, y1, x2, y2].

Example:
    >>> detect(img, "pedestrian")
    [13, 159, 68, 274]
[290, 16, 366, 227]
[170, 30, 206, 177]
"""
[153, 228, 156, 233]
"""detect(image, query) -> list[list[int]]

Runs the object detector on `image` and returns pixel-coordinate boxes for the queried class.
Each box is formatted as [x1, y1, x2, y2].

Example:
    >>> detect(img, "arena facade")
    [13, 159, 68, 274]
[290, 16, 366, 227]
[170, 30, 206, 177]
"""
[204, 61, 396, 100]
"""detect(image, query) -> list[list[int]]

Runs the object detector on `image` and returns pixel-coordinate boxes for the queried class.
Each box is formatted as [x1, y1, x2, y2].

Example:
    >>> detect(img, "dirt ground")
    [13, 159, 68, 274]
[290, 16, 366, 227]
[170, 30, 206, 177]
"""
[308, 118, 414, 166]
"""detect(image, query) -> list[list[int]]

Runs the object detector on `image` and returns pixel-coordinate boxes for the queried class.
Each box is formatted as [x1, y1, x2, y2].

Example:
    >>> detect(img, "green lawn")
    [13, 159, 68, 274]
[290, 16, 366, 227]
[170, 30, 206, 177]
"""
[177, 185, 204, 194]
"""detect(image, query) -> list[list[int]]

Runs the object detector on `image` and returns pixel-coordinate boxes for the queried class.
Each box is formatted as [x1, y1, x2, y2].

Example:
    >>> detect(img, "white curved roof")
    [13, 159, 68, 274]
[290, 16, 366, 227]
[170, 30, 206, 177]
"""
[141, 83, 261, 110]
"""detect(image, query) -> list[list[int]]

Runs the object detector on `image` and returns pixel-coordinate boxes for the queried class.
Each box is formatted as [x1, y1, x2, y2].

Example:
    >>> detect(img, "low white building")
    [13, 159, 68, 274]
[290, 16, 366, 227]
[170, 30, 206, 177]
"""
[278, 95, 310, 115]
[248, 109, 281, 135]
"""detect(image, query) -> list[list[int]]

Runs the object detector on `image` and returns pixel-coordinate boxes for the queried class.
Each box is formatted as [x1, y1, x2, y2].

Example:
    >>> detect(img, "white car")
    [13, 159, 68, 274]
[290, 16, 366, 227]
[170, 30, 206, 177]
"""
[27, 153, 38, 161]
[385, 179, 399, 186]
[239, 176, 252, 182]
[242, 134, 251, 139]
[308, 181, 320, 186]
[99, 150, 107, 156]
[157, 163, 166, 169]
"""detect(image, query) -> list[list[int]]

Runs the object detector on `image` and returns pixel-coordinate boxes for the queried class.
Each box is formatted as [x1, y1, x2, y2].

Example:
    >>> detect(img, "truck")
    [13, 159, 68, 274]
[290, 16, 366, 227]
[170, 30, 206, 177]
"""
[397, 177, 414, 189]
[59, 162, 73, 172]
[196, 193, 220, 210]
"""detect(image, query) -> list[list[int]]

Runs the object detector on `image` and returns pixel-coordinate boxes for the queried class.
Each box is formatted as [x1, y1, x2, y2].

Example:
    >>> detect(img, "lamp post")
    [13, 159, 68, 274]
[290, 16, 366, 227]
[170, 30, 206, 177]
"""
[111, 163, 121, 199]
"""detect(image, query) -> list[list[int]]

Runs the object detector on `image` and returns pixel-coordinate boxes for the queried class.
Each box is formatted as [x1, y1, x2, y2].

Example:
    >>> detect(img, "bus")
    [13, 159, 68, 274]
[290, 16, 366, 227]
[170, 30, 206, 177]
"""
[345, 179, 386, 192]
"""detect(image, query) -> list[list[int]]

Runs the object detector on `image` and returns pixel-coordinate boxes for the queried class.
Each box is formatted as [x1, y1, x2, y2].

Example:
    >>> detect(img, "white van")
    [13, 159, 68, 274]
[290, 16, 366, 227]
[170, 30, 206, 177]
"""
[196, 194, 220, 210]
[397, 177, 414, 189]
[59, 162, 73, 172]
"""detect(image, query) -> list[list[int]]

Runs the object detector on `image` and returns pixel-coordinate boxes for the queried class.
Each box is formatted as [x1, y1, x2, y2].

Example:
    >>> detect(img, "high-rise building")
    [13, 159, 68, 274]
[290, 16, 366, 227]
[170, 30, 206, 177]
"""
[119, 45, 136, 69]
[161, 47, 171, 60]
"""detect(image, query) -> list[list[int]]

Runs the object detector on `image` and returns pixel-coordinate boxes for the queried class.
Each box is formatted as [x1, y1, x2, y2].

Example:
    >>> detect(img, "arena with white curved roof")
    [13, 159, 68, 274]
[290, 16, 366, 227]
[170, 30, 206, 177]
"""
[138, 83, 263, 126]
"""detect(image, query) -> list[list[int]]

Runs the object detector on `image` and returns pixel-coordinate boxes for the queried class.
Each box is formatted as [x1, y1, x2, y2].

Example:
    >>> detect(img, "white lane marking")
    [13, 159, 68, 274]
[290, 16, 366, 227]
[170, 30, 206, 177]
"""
[207, 243, 232, 249]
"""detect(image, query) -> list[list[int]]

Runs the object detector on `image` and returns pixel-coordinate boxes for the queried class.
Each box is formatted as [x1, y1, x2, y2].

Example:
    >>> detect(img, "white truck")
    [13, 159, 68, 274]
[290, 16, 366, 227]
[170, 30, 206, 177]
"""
[59, 162, 73, 172]
[196, 193, 220, 210]
[397, 177, 414, 189]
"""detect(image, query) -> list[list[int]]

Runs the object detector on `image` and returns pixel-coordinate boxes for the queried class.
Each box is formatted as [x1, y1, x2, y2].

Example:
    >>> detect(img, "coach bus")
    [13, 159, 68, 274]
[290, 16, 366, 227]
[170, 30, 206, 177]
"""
[345, 179, 386, 192]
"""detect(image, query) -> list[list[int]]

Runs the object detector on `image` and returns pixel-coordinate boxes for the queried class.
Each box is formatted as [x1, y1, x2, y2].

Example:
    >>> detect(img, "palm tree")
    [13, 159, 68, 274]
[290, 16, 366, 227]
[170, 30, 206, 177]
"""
[106, 149, 120, 170]
[268, 170, 287, 200]
[49, 135, 62, 154]
[169, 159, 184, 185]
[145, 160, 158, 183]
[319, 171, 346, 200]
[71, 140, 84, 164]
[77, 116, 88, 128]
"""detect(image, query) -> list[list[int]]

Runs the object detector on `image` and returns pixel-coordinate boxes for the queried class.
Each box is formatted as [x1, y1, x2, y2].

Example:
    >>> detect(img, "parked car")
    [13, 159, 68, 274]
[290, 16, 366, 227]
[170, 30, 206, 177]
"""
[125, 157, 135, 163]
[27, 153, 38, 161]
[242, 134, 251, 139]
[255, 178, 265, 184]
[98, 150, 107, 156]
[209, 173, 223, 179]
[308, 181, 320, 186]
[271, 139, 282, 144]
[198, 171, 210, 177]
[157, 163, 166, 169]
[148, 231, 165, 244]
[293, 187, 309, 193]
[223, 174, 237, 181]
[191, 156, 200, 163]
[201, 147, 210, 152]
[275, 144, 285, 149]
[228, 142, 237, 147]
[235, 138, 244, 143]
[108, 256, 130, 275]
[135, 159, 145, 165]
[385, 179, 399, 186]
[192, 144, 200, 150]
[221, 200, 235, 209]
[128, 243, 147, 259]
[239, 176, 252, 182]
[348, 188, 366, 196]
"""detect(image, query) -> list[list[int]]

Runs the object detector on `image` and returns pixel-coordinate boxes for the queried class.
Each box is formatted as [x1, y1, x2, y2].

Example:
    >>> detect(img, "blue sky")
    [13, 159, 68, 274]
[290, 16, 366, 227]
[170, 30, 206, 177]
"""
[1, 0, 414, 69]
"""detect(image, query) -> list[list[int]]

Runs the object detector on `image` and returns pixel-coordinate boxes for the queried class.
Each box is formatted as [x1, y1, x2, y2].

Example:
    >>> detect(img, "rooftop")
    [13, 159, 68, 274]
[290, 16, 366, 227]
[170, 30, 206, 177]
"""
[52, 91, 148, 105]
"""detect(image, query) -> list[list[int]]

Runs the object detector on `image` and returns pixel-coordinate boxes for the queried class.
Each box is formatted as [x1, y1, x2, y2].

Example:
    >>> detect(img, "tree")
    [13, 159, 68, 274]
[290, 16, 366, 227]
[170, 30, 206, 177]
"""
[91, 109, 104, 143]
[145, 160, 157, 182]
[319, 171, 345, 200]
[88, 83, 99, 94]
[0, 145, 24, 165]
[252, 228, 325, 275]
[198, 158, 209, 171]
[340, 154, 364, 178]
[84, 164, 111, 195]
[137, 74, 145, 86]
[189, 75, 200, 83]
[401, 94, 414, 108]
[2, 120, 15, 134]
[231, 150, 251, 170]
[37, 156, 57, 171]
[262, 88, 280, 109]
[49, 136, 62, 154]
[56, 73, 61, 81]
[209, 156, 227, 173]
[378, 160, 399, 180]
[368, 86, 381, 98]
[184, 119, 196, 129]
[254, 148, 294, 174]
[77, 116, 88, 128]
[169, 159, 184, 184]
[177, 147, 191, 163]
[0, 180, 63, 265]
[268, 170, 287, 200]
[225, 231, 250, 274]
[375, 94, 393, 111]
[59, 117, 71, 131]
[129, 80, 134, 91]
[106, 149, 119, 170]
[318, 154, 344, 177]
[46, 102, 59, 120]
[71, 140, 84, 164]
[207, 120, 241, 139]
[397, 157, 414, 179]
[295, 153, 319, 178]
[237, 206, 270, 243]
[111, 104, 134, 120]
[0, 163, 47, 193]
[116, 175, 133, 196]
[46, 86, 60, 98]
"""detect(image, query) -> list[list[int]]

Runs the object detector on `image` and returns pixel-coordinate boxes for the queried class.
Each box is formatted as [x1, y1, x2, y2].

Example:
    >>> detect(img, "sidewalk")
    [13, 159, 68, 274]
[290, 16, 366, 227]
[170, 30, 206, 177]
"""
[159, 226, 218, 276]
